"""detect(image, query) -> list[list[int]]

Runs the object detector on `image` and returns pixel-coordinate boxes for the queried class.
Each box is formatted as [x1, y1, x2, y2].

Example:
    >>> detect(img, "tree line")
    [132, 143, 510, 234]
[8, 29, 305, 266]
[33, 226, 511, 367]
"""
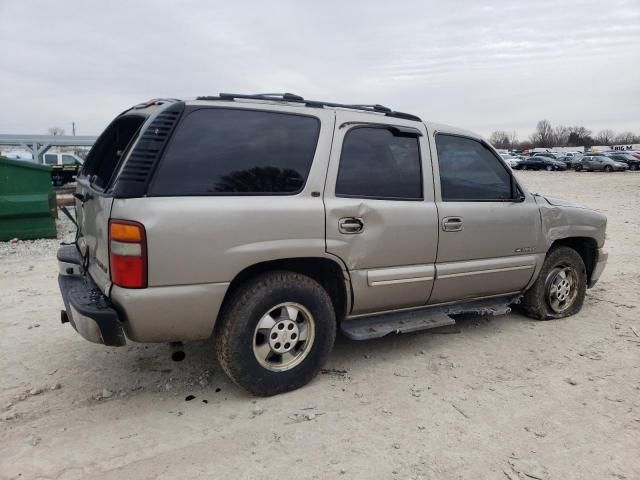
[489, 121, 640, 150]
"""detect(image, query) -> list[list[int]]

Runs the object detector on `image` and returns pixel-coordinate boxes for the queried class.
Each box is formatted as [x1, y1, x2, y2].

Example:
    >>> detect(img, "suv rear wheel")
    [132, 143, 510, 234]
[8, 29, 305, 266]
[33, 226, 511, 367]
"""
[520, 246, 586, 320]
[215, 271, 336, 396]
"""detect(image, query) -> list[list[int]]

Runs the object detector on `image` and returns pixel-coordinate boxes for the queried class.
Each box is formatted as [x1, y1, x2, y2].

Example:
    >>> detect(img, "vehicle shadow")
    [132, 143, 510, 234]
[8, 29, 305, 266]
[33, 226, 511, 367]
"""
[59, 310, 536, 403]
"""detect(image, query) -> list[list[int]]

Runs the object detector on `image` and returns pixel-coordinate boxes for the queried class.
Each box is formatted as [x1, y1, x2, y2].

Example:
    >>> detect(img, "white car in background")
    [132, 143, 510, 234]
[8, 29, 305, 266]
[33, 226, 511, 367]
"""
[500, 153, 520, 168]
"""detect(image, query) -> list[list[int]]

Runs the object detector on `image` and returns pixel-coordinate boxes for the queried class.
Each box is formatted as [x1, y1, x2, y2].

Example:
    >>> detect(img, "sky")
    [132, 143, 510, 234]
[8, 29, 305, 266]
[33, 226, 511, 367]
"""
[1, 0, 639, 140]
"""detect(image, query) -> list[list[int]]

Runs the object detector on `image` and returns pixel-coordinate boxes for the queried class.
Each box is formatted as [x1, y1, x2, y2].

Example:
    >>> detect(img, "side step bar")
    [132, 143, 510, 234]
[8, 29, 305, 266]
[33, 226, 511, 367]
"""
[340, 297, 516, 340]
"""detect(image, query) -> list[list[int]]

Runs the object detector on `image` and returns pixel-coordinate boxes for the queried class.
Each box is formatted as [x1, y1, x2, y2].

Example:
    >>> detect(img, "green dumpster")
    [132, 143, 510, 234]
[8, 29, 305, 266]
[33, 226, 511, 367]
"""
[0, 157, 57, 241]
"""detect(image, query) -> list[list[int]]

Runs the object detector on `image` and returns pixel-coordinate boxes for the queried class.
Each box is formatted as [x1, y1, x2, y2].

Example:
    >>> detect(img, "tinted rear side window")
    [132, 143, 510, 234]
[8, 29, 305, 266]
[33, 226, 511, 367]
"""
[336, 127, 422, 200]
[151, 108, 320, 195]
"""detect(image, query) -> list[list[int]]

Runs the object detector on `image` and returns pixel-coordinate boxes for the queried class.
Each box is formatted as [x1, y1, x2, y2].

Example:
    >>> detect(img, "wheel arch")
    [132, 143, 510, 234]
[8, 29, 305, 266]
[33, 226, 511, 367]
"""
[220, 257, 351, 325]
[548, 237, 598, 284]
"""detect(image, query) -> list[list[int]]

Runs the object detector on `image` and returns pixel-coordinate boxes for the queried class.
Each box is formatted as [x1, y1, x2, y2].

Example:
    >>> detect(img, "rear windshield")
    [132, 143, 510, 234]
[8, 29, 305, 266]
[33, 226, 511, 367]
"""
[150, 108, 320, 196]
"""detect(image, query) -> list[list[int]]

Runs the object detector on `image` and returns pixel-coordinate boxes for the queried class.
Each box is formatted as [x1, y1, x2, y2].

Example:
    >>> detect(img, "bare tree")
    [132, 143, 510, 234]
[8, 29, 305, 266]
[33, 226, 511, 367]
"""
[489, 130, 510, 149]
[509, 131, 518, 147]
[553, 125, 570, 146]
[594, 129, 615, 145]
[530, 120, 554, 147]
[614, 131, 639, 144]
[48, 126, 65, 136]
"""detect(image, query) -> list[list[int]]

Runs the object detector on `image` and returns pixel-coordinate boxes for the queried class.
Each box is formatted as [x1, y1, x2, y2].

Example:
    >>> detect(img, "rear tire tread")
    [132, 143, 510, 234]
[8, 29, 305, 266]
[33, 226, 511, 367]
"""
[215, 271, 336, 396]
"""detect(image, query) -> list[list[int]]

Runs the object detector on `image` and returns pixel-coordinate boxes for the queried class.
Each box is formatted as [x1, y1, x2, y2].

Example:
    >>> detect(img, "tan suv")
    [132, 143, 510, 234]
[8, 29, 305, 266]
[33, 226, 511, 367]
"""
[57, 93, 608, 396]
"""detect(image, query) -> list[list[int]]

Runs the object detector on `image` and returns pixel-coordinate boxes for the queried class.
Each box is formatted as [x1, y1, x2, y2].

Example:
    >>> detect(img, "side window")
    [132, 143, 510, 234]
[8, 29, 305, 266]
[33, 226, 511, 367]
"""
[435, 134, 512, 201]
[335, 127, 422, 200]
[44, 154, 58, 165]
[151, 108, 320, 195]
[62, 155, 77, 165]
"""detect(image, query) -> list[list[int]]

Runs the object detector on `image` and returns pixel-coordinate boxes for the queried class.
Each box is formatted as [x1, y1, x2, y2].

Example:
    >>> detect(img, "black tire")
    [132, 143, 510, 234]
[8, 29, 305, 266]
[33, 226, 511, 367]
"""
[521, 165, 527, 170]
[604, 165, 613, 172]
[574, 164, 583, 172]
[519, 246, 587, 320]
[631, 164, 639, 171]
[546, 165, 553, 171]
[215, 271, 336, 396]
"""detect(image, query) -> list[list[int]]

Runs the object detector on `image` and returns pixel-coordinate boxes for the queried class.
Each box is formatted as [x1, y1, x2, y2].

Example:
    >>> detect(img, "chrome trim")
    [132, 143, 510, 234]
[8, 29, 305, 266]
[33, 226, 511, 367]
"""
[437, 264, 534, 280]
[370, 276, 434, 287]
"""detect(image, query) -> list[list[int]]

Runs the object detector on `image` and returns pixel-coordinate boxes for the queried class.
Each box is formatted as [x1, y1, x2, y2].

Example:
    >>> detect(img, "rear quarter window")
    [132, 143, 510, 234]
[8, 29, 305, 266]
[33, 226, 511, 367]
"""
[150, 108, 321, 196]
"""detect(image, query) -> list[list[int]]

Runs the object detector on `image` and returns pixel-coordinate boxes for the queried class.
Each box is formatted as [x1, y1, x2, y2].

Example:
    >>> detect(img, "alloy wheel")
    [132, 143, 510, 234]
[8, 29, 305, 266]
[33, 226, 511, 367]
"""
[545, 266, 579, 314]
[253, 302, 316, 372]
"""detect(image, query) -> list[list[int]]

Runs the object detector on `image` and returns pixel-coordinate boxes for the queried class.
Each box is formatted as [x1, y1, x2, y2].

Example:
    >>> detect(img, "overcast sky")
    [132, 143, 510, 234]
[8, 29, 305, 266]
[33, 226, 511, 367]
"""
[1, 0, 639, 140]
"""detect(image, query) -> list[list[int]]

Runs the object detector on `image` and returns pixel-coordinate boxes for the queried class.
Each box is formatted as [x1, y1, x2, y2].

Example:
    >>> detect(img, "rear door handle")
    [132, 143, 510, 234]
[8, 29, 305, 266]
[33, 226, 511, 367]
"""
[442, 216, 463, 232]
[339, 217, 364, 234]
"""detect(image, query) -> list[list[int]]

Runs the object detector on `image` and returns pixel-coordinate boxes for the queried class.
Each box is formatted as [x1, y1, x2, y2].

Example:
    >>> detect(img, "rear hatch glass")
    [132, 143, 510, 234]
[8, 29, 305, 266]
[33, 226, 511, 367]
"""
[75, 113, 147, 293]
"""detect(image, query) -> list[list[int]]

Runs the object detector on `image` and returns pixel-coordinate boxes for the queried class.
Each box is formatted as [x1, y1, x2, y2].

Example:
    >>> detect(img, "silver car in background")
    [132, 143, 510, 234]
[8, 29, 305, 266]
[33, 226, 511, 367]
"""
[575, 155, 629, 172]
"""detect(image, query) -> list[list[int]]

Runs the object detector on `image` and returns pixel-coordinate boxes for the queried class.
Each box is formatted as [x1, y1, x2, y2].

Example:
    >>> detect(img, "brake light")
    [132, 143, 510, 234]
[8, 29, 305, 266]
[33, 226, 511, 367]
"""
[109, 220, 147, 288]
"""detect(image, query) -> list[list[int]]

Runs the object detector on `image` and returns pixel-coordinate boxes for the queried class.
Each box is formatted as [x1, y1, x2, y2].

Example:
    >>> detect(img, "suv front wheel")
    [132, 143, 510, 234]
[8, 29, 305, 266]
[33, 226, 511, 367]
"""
[520, 246, 587, 320]
[215, 271, 336, 396]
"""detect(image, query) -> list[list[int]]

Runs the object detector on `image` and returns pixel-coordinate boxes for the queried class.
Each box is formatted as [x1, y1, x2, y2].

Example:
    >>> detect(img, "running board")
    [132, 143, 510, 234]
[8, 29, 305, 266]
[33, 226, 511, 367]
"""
[340, 298, 515, 340]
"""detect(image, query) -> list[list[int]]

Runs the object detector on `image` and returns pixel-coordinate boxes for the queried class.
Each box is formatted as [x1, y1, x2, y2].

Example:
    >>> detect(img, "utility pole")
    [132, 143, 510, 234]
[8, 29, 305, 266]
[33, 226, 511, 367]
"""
[72, 122, 76, 136]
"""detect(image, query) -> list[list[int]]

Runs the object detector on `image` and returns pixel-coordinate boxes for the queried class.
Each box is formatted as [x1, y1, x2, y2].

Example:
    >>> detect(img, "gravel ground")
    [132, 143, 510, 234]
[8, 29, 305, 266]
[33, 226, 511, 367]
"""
[1, 171, 638, 480]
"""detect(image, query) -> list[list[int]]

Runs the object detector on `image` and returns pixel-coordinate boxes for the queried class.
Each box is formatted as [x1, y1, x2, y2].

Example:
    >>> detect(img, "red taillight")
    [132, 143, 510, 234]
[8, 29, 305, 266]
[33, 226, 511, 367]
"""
[109, 220, 147, 288]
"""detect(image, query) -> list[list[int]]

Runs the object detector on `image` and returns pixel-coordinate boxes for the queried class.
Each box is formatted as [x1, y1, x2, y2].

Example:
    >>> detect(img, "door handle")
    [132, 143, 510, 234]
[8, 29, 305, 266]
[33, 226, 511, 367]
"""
[339, 217, 364, 234]
[442, 216, 463, 232]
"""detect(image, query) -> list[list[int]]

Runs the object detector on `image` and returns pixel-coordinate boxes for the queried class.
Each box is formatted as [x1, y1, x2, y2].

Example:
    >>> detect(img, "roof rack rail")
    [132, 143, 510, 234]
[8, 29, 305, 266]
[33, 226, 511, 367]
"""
[195, 93, 421, 122]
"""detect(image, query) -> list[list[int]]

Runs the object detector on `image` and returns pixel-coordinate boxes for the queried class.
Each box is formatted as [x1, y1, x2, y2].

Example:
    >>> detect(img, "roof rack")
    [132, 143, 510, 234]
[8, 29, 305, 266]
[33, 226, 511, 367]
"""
[195, 93, 422, 122]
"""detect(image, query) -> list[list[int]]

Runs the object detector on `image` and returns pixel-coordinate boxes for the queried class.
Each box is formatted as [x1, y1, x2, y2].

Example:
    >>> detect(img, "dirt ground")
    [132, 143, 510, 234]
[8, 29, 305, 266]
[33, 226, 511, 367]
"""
[1, 171, 639, 480]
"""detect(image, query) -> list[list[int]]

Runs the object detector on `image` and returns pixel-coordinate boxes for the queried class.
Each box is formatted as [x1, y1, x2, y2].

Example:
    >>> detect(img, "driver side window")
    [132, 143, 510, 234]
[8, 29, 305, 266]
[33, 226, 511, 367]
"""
[435, 134, 512, 201]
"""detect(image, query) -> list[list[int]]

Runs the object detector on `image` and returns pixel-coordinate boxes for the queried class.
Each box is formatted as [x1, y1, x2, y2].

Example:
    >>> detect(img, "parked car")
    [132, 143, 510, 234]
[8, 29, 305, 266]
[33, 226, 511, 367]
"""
[604, 152, 640, 170]
[57, 93, 608, 396]
[500, 153, 520, 168]
[515, 156, 567, 171]
[43, 152, 84, 186]
[532, 152, 559, 159]
[575, 155, 629, 172]
[562, 155, 585, 169]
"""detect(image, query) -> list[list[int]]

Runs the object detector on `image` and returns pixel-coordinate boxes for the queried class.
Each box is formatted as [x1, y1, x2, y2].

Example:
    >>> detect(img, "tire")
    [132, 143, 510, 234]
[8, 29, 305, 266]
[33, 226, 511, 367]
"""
[604, 165, 613, 172]
[520, 246, 587, 320]
[545, 165, 553, 171]
[215, 271, 336, 396]
[521, 165, 527, 170]
[631, 164, 639, 171]
[574, 164, 583, 172]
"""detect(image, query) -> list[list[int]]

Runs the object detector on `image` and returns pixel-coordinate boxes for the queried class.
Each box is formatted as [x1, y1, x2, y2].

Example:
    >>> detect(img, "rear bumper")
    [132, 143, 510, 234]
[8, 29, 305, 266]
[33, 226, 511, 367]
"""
[588, 248, 608, 288]
[57, 245, 228, 344]
[57, 246, 126, 346]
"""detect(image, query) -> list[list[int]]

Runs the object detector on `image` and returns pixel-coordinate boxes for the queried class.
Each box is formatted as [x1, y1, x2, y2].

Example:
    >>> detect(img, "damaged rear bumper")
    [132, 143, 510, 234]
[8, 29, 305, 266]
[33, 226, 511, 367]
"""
[57, 245, 126, 346]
